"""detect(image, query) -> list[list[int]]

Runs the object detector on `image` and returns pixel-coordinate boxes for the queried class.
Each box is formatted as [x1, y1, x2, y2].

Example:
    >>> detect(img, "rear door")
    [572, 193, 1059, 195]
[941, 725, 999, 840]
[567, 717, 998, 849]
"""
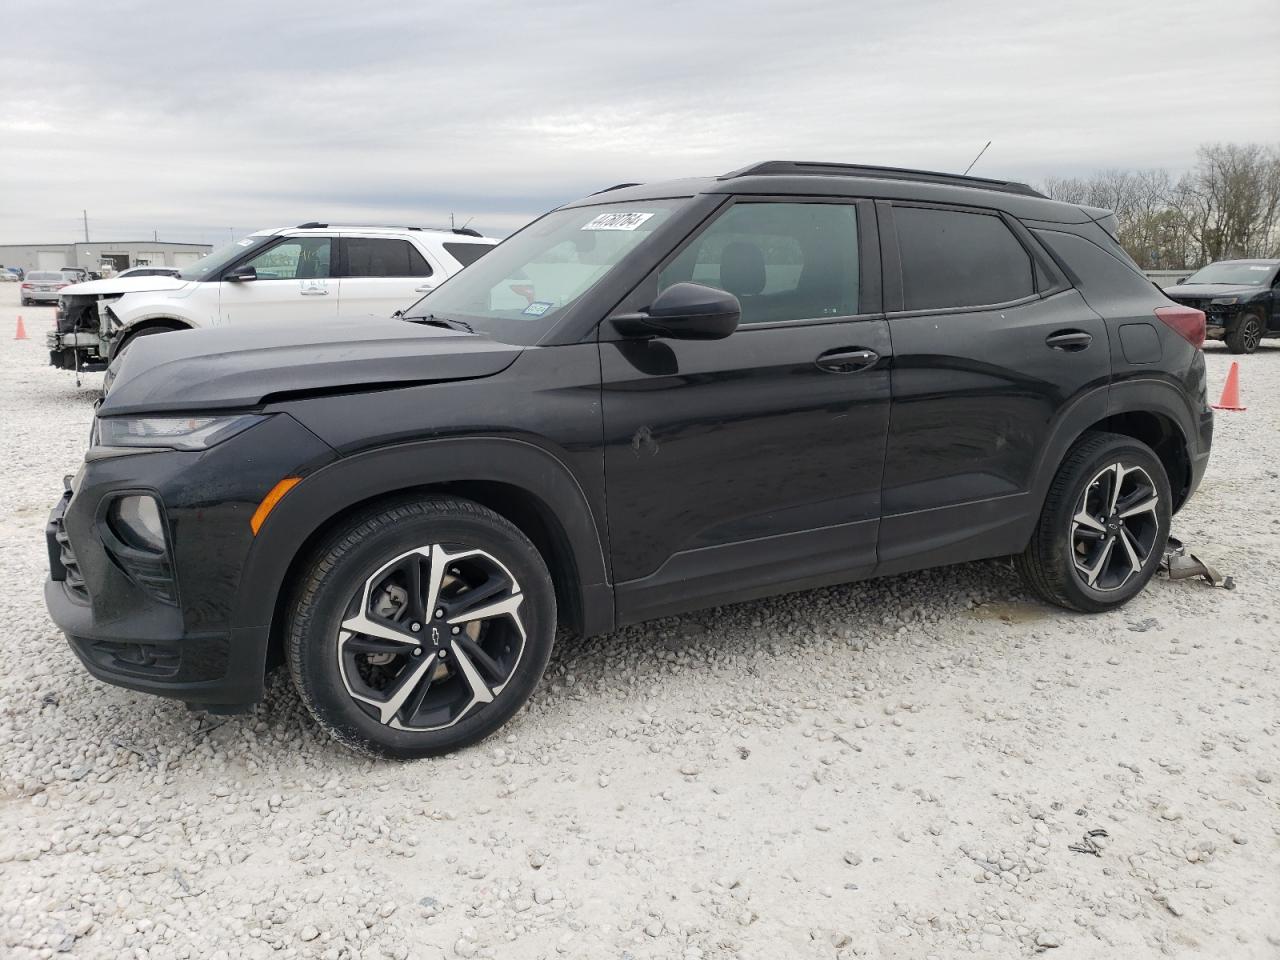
[337, 235, 439, 317]
[217, 234, 338, 324]
[876, 201, 1110, 573]
[601, 197, 892, 623]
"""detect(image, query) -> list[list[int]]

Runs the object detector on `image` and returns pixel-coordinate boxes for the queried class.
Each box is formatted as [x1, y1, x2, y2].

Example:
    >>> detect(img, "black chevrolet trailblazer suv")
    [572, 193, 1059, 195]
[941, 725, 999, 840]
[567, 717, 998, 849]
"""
[46, 162, 1214, 758]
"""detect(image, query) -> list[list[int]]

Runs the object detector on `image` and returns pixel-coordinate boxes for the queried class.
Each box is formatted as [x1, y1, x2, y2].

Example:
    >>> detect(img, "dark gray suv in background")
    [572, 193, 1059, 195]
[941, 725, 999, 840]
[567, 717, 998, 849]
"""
[46, 161, 1213, 757]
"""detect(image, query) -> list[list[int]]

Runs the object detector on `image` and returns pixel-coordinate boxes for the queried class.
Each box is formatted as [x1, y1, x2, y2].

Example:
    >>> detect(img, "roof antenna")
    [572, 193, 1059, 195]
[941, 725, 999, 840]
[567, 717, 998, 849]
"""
[963, 141, 992, 176]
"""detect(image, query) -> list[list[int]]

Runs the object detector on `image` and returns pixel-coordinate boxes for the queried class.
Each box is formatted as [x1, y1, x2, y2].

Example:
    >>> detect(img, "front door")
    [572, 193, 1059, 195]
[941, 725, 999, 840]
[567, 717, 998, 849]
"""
[876, 201, 1111, 573]
[601, 198, 892, 624]
[217, 235, 339, 324]
[337, 235, 439, 318]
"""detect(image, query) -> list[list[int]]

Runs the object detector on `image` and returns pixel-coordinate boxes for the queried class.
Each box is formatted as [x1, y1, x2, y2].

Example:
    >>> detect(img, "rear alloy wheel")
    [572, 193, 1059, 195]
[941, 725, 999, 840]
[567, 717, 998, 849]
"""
[1017, 432, 1171, 612]
[287, 497, 555, 758]
[1069, 463, 1161, 592]
[1225, 312, 1264, 354]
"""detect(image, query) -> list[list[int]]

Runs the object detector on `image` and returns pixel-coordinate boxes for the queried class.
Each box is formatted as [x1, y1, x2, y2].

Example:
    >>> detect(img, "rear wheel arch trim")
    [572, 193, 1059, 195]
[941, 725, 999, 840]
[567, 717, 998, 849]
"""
[1034, 380, 1197, 515]
[231, 436, 611, 640]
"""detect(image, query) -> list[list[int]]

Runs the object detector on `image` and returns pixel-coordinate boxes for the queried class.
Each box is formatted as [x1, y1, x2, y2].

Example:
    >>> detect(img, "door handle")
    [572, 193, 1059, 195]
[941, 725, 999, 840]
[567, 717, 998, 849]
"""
[1045, 330, 1092, 351]
[299, 289, 329, 296]
[815, 347, 879, 373]
[414, 284, 434, 293]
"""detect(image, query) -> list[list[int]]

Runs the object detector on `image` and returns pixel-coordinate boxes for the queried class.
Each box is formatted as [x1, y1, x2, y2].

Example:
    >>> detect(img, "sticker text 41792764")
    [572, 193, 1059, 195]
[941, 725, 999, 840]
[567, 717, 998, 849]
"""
[581, 212, 655, 232]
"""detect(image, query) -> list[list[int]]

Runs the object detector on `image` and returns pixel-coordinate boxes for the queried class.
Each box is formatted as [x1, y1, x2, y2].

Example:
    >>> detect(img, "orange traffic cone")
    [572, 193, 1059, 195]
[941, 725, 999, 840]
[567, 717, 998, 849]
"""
[1212, 361, 1245, 412]
[14, 315, 28, 340]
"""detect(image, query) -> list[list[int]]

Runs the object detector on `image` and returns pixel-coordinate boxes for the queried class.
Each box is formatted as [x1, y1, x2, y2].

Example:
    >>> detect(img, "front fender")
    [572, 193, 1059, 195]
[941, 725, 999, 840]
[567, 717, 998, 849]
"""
[231, 436, 613, 636]
[113, 290, 207, 332]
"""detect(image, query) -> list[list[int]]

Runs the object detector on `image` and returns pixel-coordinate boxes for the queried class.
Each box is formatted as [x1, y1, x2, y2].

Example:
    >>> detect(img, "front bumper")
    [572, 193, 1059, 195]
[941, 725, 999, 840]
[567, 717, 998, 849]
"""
[43, 414, 336, 708]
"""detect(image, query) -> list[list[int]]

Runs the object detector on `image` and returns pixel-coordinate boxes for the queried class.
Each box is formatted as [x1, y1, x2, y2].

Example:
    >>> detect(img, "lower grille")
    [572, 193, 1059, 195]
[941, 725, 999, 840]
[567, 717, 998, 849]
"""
[54, 516, 89, 601]
[72, 637, 181, 679]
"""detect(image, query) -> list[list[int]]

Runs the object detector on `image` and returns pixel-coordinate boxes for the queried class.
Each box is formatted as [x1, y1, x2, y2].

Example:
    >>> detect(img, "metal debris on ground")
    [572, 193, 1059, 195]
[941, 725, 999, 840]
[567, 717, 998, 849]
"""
[1161, 536, 1235, 590]
[1067, 828, 1109, 857]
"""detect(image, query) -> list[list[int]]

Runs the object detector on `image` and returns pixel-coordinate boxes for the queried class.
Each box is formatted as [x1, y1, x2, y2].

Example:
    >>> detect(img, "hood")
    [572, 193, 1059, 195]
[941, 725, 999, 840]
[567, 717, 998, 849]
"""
[1162, 283, 1262, 300]
[99, 318, 523, 416]
[61, 275, 191, 297]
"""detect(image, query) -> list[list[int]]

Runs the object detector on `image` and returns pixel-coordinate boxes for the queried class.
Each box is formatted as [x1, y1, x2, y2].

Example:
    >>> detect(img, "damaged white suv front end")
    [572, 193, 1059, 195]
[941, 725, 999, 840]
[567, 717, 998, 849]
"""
[49, 275, 196, 371]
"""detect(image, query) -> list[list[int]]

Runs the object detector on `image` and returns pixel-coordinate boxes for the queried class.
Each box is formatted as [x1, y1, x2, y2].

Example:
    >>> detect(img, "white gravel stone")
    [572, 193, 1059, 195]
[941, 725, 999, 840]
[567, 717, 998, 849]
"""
[0, 286, 1276, 958]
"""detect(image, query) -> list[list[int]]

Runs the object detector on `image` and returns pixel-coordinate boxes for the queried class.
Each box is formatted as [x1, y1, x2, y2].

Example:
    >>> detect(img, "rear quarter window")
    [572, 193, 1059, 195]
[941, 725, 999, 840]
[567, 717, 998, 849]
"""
[444, 242, 492, 267]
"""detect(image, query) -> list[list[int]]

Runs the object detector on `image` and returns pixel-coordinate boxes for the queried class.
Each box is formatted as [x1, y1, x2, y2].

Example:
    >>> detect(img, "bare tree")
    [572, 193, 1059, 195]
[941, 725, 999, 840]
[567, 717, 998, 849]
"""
[1171, 143, 1280, 262]
[1038, 144, 1280, 269]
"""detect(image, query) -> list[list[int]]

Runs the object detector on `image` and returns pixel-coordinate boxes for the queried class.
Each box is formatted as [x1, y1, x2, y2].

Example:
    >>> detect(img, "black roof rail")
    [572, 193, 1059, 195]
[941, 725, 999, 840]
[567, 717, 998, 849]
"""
[590, 182, 642, 195]
[719, 161, 1046, 198]
[294, 222, 485, 238]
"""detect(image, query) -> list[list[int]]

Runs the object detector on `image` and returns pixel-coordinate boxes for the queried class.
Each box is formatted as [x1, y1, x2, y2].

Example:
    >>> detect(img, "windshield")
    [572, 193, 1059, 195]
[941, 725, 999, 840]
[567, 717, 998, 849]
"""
[29, 272, 64, 282]
[1184, 261, 1277, 286]
[404, 200, 682, 343]
[179, 235, 272, 281]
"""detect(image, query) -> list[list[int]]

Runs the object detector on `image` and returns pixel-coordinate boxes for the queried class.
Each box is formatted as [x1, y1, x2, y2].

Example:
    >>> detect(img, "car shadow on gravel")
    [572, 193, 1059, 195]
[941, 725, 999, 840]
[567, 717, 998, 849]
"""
[229, 556, 1030, 761]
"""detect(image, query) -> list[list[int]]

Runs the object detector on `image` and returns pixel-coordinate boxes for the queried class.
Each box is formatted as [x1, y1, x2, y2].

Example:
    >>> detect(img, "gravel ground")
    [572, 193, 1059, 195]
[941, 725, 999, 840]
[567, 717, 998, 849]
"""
[1, 284, 1277, 960]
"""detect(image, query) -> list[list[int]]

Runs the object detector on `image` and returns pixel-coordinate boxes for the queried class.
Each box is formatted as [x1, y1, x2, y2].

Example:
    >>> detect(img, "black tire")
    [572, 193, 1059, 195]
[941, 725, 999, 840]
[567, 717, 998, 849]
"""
[1017, 432, 1171, 613]
[1224, 312, 1264, 354]
[20, 298, 30, 306]
[286, 496, 556, 759]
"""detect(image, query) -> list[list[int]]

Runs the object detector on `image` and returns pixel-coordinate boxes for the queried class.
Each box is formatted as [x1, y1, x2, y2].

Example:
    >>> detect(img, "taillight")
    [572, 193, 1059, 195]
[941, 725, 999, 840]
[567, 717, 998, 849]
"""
[1155, 305, 1205, 349]
[21, 283, 32, 289]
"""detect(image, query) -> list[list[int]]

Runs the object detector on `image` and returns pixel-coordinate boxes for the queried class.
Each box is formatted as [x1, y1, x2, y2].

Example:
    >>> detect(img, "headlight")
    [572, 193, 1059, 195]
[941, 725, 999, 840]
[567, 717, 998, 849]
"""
[1210, 296, 1239, 306]
[94, 414, 267, 451]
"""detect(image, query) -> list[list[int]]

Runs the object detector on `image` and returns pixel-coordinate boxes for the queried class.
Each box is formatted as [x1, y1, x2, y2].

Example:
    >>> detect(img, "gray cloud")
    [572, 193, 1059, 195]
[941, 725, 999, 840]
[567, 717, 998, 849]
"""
[2, 0, 1276, 244]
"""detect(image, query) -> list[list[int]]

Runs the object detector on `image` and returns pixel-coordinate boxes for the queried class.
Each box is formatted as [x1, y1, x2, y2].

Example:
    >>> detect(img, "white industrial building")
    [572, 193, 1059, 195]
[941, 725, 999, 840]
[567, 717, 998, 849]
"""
[0, 240, 211, 274]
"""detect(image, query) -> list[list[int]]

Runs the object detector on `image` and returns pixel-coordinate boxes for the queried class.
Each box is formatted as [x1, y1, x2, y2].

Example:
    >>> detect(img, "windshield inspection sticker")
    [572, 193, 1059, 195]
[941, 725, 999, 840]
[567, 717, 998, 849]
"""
[581, 212, 654, 232]
[523, 301, 553, 317]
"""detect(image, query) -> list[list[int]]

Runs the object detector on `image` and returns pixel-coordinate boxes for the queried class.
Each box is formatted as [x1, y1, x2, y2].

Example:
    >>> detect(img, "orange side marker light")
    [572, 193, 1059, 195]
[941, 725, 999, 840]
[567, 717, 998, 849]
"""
[250, 477, 302, 535]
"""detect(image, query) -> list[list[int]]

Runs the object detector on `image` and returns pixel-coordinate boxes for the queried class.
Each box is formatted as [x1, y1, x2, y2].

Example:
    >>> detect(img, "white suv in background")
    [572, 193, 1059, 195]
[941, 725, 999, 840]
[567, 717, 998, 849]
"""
[48, 223, 496, 370]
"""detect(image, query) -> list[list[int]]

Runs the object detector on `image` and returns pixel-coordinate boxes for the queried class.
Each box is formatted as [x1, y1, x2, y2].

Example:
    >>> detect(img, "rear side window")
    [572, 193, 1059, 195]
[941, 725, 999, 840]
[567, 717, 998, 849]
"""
[444, 242, 492, 267]
[343, 238, 432, 278]
[895, 206, 1034, 311]
[658, 202, 860, 324]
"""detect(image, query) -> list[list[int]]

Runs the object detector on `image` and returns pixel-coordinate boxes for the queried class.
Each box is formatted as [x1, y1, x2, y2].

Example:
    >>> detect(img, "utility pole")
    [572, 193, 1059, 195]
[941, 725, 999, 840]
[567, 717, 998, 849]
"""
[83, 210, 89, 242]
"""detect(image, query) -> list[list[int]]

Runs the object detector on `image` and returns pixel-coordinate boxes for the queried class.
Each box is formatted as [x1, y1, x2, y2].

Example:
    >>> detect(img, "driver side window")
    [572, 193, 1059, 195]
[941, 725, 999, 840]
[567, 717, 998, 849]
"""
[244, 237, 332, 280]
[658, 202, 860, 324]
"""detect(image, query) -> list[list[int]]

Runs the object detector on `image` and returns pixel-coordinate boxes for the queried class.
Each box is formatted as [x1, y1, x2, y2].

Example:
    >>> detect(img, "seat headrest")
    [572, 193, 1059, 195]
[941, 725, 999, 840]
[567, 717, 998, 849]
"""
[719, 241, 766, 297]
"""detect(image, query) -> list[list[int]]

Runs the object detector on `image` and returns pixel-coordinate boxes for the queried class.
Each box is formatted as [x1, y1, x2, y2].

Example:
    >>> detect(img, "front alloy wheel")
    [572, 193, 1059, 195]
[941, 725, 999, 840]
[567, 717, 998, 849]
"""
[339, 544, 528, 731]
[287, 496, 556, 758]
[1225, 313, 1264, 354]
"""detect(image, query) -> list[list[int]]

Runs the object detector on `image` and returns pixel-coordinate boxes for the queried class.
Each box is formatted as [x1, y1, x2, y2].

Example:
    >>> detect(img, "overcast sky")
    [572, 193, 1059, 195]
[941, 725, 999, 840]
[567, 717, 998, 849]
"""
[2, 0, 1276, 245]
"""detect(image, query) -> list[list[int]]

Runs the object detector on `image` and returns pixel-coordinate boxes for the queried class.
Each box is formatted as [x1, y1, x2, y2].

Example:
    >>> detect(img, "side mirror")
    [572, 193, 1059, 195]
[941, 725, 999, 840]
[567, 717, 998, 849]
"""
[611, 282, 740, 341]
[225, 265, 257, 282]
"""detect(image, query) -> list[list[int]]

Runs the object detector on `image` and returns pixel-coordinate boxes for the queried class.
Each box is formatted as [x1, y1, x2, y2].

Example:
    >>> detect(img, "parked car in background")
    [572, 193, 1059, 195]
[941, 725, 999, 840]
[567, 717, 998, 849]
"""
[21, 270, 71, 305]
[48, 223, 496, 370]
[1163, 259, 1279, 354]
[46, 162, 1213, 758]
[115, 266, 182, 279]
[0, 267, 19, 282]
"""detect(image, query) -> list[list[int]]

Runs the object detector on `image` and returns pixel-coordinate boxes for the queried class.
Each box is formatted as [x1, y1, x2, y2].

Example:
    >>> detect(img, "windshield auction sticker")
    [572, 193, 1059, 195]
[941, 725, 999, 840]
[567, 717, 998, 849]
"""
[581, 212, 655, 231]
